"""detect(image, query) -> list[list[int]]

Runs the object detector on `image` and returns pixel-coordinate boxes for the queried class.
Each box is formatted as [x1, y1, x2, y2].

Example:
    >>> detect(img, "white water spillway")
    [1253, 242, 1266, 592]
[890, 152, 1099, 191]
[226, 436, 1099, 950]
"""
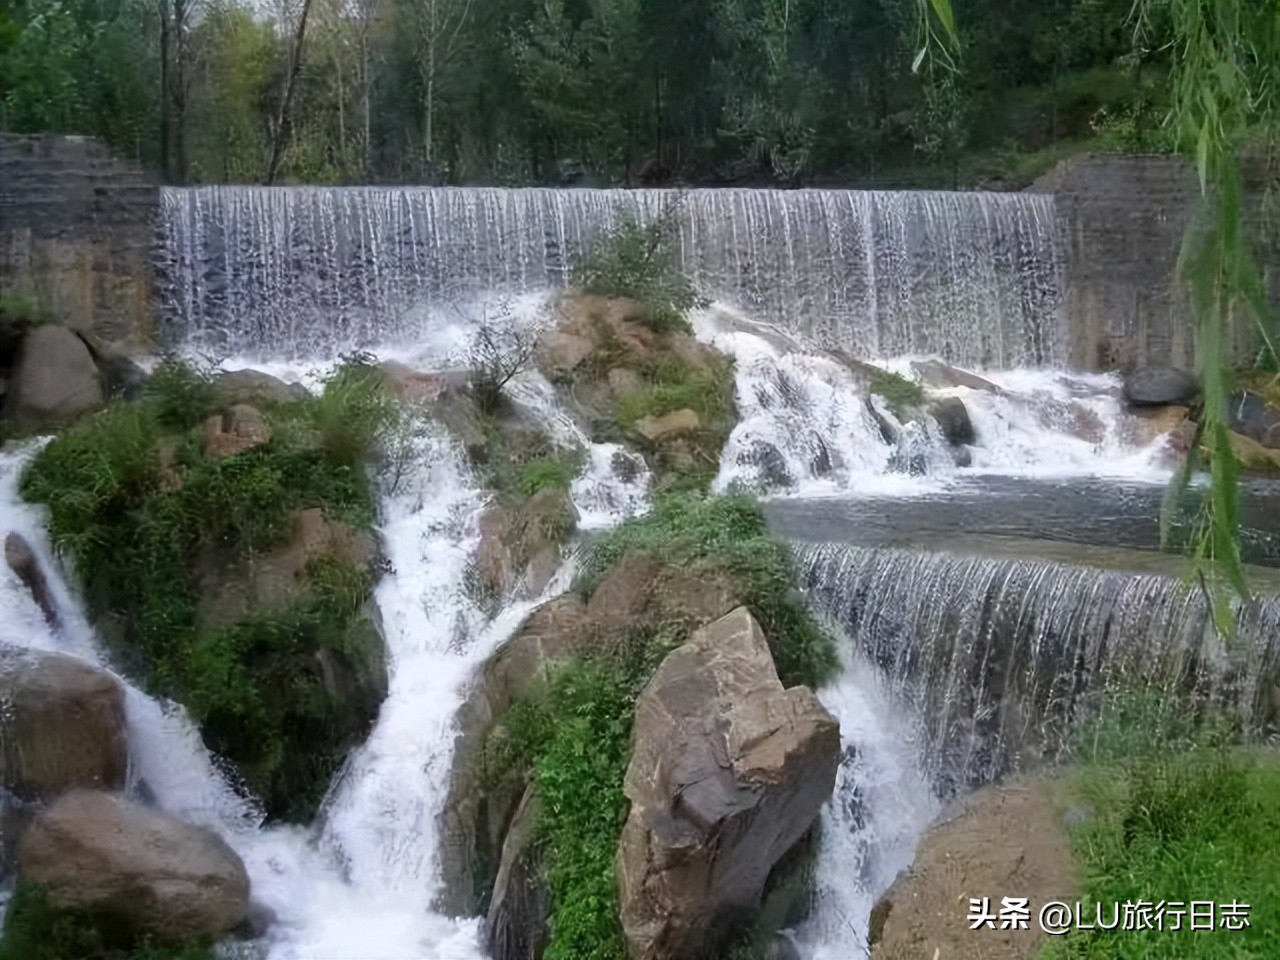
[158, 187, 1064, 367]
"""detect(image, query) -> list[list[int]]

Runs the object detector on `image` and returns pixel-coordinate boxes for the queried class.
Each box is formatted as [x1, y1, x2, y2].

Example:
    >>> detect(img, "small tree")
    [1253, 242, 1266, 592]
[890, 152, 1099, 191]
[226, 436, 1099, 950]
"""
[468, 309, 537, 415]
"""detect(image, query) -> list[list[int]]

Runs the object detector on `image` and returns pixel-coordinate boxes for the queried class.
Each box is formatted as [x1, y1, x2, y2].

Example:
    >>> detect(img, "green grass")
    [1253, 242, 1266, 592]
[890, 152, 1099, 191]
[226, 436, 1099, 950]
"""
[0, 883, 214, 960]
[18, 359, 391, 820]
[1042, 692, 1280, 960]
[519, 452, 580, 497]
[578, 492, 838, 690]
[866, 369, 925, 421]
[613, 362, 732, 428]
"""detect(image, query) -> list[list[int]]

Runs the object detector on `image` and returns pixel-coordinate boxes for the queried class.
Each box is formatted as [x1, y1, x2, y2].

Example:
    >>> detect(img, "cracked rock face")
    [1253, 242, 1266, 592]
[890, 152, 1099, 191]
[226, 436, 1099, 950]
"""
[617, 606, 840, 960]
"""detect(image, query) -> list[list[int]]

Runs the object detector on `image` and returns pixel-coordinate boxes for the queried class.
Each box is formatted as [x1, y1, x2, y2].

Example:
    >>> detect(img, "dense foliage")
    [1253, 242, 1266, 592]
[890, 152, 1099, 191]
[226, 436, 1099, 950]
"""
[19, 359, 395, 819]
[1045, 691, 1280, 959]
[0, 0, 1182, 187]
[0, 883, 213, 960]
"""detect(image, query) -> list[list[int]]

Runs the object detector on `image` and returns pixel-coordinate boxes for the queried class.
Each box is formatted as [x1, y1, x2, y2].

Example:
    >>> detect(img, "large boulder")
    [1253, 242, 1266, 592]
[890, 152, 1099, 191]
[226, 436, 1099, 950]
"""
[202, 403, 272, 458]
[636, 408, 700, 443]
[1226, 390, 1280, 450]
[869, 779, 1079, 960]
[1122, 366, 1199, 407]
[910, 359, 1002, 394]
[474, 489, 577, 601]
[0, 645, 128, 802]
[17, 790, 250, 942]
[211, 368, 310, 407]
[2, 325, 103, 425]
[617, 607, 840, 960]
[929, 397, 975, 447]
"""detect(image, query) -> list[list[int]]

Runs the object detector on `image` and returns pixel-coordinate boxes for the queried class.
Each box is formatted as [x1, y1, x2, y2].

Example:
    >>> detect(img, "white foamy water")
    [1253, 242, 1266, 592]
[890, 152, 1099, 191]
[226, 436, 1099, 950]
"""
[692, 306, 1178, 498]
[794, 651, 940, 960]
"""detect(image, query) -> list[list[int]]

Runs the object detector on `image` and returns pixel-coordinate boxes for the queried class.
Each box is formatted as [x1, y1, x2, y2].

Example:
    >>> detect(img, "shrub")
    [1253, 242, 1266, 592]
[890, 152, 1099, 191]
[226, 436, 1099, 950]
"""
[867, 368, 925, 421]
[571, 211, 698, 334]
[310, 354, 398, 468]
[519, 453, 579, 497]
[143, 358, 217, 430]
[0, 883, 214, 960]
[468, 318, 537, 415]
[19, 361, 389, 820]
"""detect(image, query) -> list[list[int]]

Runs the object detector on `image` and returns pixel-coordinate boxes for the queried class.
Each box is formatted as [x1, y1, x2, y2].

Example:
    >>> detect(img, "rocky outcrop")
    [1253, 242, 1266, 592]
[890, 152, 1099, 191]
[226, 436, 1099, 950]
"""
[0, 645, 129, 802]
[196, 507, 376, 627]
[636, 408, 700, 442]
[475, 488, 578, 601]
[617, 607, 840, 960]
[5, 532, 58, 627]
[211, 368, 310, 407]
[486, 784, 550, 960]
[1227, 390, 1280, 449]
[1122, 366, 1199, 407]
[203, 403, 272, 458]
[870, 779, 1080, 960]
[17, 789, 250, 942]
[929, 397, 975, 447]
[440, 554, 744, 920]
[910, 358, 1002, 394]
[2, 324, 103, 426]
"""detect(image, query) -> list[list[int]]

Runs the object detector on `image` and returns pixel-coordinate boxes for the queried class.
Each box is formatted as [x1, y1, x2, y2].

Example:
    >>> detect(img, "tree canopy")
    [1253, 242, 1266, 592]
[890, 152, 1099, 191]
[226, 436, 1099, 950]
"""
[0, 0, 1188, 186]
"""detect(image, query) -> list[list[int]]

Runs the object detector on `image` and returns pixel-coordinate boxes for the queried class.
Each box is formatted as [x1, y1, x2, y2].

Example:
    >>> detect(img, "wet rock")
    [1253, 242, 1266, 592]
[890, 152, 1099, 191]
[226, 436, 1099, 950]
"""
[617, 607, 840, 960]
[636, 408, 700, 442]
[377, 361, 465, 403]
[202, 403, 271, 458]
[910, 358, 1002, 393]
[0, 644, 128, 802]
[211, 368, 309, 407]
[2, 324, 103, 425]
[929, 397, 975, 447]
[1122, 366, 1198, 407]
[96, 349, 148, 401]
[486, 785, 549, 960]
[740, 440, 793, 490]
[537, 330, 595, 379]
[18, 790, 251, 941]
[1123, 404, 1189, 447]
[5, 531, 58, 627]
[865, 396, 900, 445]
[1226, 390, 1280, 450]
[1228, 430, 1280, 475]
[474, 489, 577, 600]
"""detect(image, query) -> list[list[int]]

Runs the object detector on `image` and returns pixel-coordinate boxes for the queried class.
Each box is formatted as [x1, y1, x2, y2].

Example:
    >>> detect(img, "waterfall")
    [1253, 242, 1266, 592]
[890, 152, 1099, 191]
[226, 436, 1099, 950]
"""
[157, 187, 1064, 367]
[796, 543, 1280, 793]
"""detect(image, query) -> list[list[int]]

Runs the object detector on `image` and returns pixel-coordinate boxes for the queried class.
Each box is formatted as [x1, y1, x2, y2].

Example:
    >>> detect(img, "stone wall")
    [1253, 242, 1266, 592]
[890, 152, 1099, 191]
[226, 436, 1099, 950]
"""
[1034, 153, 1279, 371]
[0, 134, 157, 349]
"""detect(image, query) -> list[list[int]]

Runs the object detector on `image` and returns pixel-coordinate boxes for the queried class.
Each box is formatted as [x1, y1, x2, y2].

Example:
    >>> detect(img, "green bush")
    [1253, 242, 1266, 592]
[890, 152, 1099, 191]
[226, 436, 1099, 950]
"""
[519, 452, 579, 497]
[613, 362, 733, 428]
[19, 359, 390, 820]
[0, 883, 214, 960]
[571, 214, 698, 334]
[578, 492, 838, 690]
[1043, 692, 1279, 960]
[867, 369, 924, 421]
[143, 358, 218, 430]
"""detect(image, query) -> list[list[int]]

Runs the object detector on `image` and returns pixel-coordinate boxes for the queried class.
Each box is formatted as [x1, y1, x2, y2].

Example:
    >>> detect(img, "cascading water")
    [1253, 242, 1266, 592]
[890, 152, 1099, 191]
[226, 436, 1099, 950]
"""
[796, 542, 1280, 792]
[158, 186, 1063, 367]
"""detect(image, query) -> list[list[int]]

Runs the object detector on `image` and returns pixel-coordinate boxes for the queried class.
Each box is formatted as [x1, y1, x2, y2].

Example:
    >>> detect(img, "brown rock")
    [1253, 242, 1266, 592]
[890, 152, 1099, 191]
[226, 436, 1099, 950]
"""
[2, 324, 103, 425]
[871, 779, 1080, 960]
[377, 360, 465, 403]
[202, 404, 271, 458]
[607, 366, 644, 399]
[211, 368, 309, 407]
[0, 644, 128, 802]
[1227, 430, 1280, 475]
[617, 607, 840, 960]
[636, 408, 700, 442]
[4, 531, 58, 627]
[486, 784, 550, 960]
[196, 507, 374, 627]
[536, 331, 595, 379]
[18, 790, 250, 941]
[1122, 404, 1189, 447]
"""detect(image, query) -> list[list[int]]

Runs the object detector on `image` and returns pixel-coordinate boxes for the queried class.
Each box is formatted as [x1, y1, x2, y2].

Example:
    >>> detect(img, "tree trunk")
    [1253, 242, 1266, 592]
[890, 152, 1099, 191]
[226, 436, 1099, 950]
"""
[266, 0, 316, 185]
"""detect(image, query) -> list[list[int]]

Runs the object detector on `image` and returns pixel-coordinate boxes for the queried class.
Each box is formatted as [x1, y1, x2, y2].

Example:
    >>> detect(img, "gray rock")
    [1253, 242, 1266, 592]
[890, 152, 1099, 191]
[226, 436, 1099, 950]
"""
[211, 368, 310, 407]
[1122, 366, 1199, 407]
[96, 350, 148, 401]
[486, 785, 550, 960]
[617, 607, 840, 960]
[0, 644, 129, 802]
[5, 532, 58, 627]
[1226, 390, 1280, 450]
[2, 324, 103, 425]
[910, 358, 1002, 393]
[739, 440, 793, 490]
[18, 790, 250, 941]
[929, 397, 976, 447]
